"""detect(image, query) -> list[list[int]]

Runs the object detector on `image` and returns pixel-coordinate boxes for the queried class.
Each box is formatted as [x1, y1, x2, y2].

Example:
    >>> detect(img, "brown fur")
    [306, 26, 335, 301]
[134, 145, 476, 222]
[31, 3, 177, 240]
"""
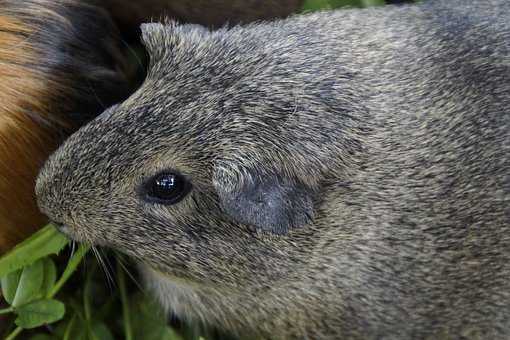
[0, 15, 62, 251]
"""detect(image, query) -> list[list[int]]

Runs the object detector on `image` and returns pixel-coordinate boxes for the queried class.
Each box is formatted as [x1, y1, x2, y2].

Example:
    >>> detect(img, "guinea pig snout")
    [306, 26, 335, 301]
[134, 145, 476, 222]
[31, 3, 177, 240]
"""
[35, 153, 76, 234]
[36, 157, 103, 244]
[36, 168, 63, 225]
[50, 221, 72, 234]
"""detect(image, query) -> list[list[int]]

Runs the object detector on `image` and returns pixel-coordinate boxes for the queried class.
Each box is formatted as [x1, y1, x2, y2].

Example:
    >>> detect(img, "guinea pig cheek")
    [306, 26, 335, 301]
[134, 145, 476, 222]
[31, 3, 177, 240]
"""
[143, 199, 193, 234]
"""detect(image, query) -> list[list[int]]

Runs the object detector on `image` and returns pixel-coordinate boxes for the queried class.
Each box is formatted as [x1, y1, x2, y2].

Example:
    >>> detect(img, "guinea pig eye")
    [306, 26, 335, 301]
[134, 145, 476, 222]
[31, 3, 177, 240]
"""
[145, 172, 191, 204]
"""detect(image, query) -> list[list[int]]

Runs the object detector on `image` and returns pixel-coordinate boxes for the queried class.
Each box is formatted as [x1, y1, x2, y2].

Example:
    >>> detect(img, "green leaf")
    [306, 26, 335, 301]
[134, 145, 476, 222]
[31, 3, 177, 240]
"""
[15, 299, 65, 329]
[131, 294, 184, 340]
[95, 295, 116, 321]
[89, 321, 114, 340]
[117, 261, 133, 340]
[83, 262, 96, 322]
[301, 0, 332, 11]
[12, 259, 44, 307]
[1, 269, 21, 305]
[48, 243, 90, 298]
[41, 258, 57, 297]
[0, 225, 69, 278]
[62, 314, 78, 340]
[60, 313, 88, 340]
[360, 0, 385, 6]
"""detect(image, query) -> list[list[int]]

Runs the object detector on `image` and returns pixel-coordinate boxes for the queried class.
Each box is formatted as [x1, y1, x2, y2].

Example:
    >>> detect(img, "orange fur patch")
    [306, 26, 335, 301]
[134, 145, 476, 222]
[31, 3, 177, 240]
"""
[0, 14, 68, 252]
[0, 1, 131, 253]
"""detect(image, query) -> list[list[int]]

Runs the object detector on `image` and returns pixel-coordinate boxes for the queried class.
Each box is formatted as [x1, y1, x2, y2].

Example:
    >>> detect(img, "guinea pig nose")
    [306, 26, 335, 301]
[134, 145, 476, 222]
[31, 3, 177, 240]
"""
[35, 161, 67, 224]
[35, 171, 53, 215]
[51, 221, 71, 234]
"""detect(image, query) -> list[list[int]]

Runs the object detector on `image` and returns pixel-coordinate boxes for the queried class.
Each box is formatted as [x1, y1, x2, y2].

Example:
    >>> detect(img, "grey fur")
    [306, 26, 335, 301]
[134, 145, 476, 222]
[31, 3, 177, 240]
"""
[36, 0, 510, 338]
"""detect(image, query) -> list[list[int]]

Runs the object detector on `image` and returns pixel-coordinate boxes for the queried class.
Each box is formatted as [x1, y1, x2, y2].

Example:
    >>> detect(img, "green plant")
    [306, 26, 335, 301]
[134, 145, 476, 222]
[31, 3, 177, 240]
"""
[0, 226, 185, 340]
[0, 226, 83, 339]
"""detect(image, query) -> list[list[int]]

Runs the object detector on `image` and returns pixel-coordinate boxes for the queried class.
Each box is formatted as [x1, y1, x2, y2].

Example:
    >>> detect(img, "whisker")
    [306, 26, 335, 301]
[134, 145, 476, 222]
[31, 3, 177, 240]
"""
[116, 255, 145, 293]
[99, 248, 118, 291]
[85, 78, 106, 110]
[70, 240, 76, 260]
[120, 38, 144, 72]
[80, 240, 92, 277]
[92, 246, 115, 291]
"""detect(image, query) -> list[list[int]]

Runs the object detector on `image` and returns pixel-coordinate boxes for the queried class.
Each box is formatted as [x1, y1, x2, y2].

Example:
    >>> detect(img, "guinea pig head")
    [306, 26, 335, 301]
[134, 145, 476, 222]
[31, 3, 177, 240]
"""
[35, 22, 350, 291]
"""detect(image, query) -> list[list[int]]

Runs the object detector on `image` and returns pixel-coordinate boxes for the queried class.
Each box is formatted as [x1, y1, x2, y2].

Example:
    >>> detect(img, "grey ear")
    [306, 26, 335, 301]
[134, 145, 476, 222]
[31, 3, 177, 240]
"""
[213, 166, 315, 235]
[140, 22, 210, 60]
[140, 23, 167, 55]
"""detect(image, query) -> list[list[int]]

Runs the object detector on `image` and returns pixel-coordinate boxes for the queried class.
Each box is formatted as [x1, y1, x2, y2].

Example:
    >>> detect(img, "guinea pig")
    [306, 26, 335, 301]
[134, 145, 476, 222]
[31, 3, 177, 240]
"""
[36, 0, 510, 339]
[0, 0, 132, 252]
[0, 0, 305, 254]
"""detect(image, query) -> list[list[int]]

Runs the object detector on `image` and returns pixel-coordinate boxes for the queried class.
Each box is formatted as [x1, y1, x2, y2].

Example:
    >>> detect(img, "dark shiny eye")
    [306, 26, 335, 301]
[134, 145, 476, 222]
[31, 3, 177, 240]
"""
[145, 172, 191, 204]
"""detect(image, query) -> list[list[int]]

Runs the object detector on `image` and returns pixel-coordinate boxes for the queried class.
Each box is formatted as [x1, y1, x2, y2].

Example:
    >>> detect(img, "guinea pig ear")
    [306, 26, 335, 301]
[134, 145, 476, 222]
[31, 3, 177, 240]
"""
[140, 22, 210, 61]
[213, 164, 315, 235]
[140, 22, 166, 52]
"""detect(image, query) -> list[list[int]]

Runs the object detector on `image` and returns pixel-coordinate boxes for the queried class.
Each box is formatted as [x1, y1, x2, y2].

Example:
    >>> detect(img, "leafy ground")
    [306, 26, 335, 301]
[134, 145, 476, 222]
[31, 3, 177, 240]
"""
[0, 1, 415, 339]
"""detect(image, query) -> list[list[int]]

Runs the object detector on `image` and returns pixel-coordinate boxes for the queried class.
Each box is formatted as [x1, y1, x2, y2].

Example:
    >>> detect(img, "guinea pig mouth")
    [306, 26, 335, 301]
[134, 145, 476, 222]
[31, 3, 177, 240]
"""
[50, 220, 89, 244]
[51, 221, 72, 235]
